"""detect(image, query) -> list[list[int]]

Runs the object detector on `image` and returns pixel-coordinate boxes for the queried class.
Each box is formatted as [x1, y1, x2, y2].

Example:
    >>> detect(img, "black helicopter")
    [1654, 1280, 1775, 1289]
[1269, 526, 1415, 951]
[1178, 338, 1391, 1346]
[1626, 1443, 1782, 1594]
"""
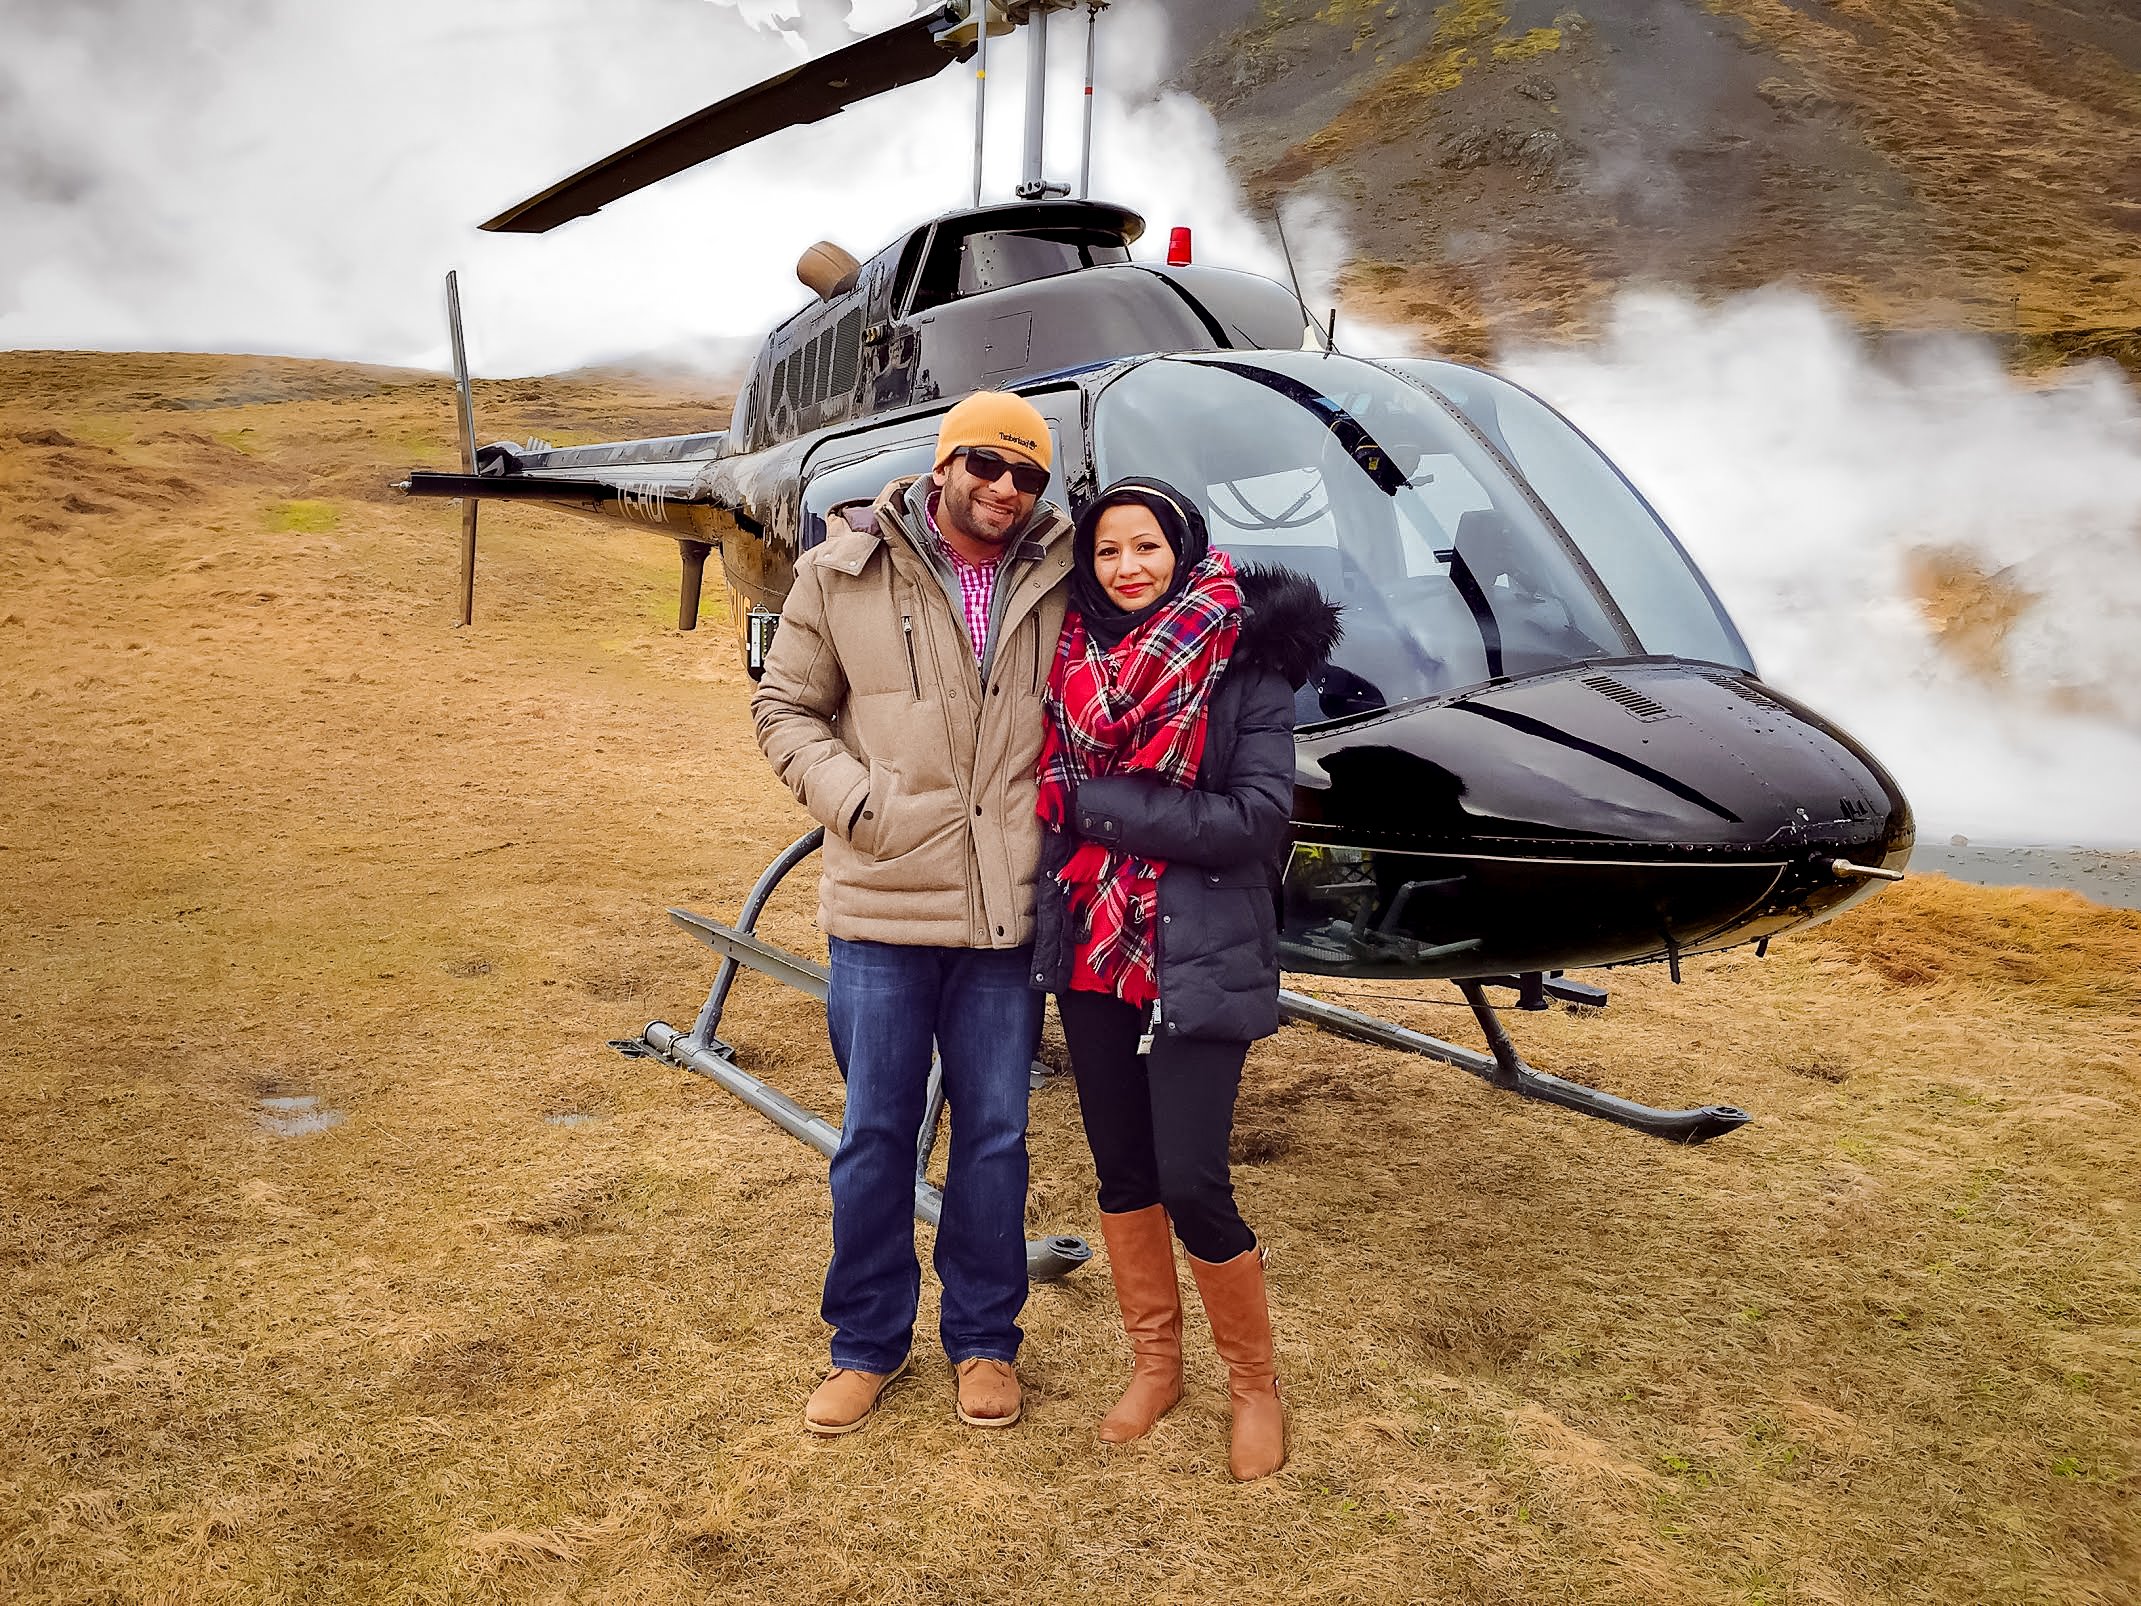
[402, 0, 1913, 1200]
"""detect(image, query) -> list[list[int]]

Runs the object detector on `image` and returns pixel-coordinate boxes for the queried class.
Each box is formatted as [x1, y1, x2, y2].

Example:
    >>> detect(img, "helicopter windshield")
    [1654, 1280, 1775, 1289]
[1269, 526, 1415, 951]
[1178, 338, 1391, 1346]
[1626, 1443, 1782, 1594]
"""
[1387, 360, 1752, 674]
[1094, 352, 1672, 723]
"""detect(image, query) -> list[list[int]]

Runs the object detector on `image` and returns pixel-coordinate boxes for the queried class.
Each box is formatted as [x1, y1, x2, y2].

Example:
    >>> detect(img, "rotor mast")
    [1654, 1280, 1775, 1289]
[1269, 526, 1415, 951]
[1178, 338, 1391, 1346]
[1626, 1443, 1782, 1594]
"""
[960, 0, 1103, 208]
[1017, 7, 1067, 199]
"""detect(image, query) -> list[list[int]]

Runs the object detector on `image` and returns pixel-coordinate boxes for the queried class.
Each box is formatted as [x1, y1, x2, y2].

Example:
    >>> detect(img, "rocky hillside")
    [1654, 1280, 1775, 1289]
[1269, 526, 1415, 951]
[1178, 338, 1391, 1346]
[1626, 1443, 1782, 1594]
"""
[1171, 0, 2141, 364]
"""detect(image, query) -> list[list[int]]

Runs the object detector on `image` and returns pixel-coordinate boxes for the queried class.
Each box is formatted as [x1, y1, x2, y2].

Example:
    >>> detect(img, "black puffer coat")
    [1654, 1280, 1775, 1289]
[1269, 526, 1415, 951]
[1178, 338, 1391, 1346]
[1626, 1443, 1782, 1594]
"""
[1031, 565, 1342, 1043]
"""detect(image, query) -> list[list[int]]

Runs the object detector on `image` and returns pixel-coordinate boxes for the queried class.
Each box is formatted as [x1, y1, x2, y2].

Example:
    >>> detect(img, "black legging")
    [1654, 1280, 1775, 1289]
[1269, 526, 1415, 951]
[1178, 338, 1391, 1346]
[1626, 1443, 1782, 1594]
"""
[1056, 990, 1257, 1263]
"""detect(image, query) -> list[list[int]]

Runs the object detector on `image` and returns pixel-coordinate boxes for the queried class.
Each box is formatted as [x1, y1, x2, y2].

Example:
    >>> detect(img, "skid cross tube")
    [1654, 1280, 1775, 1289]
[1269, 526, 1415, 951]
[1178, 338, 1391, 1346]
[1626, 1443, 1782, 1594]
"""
[684, 827, 830, 1057]
[1276, 985, 1751, 1144]
[640, 829, 1092, 1282]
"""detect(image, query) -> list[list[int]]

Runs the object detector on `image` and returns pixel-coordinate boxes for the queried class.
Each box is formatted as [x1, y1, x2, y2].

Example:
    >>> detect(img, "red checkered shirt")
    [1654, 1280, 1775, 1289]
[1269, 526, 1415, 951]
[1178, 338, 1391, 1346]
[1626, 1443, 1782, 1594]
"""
[926, 492, 1000, 662]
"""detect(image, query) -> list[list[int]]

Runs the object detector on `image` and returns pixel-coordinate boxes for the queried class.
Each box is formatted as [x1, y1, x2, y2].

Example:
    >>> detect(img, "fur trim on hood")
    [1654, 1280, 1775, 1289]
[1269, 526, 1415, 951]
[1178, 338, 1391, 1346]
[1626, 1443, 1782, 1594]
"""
[1233, 564, 1343, 690]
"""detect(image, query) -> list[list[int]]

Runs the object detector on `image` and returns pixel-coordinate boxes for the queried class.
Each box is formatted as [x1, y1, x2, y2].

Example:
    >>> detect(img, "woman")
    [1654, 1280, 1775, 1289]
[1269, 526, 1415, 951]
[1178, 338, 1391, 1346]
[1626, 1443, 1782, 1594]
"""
[1034, 478, 1340, 1481]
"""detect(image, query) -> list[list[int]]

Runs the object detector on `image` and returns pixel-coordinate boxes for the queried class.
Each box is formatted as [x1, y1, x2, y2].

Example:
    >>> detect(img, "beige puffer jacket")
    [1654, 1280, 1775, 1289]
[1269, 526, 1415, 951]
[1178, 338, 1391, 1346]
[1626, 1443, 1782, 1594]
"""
[750, 475, 1074, 948]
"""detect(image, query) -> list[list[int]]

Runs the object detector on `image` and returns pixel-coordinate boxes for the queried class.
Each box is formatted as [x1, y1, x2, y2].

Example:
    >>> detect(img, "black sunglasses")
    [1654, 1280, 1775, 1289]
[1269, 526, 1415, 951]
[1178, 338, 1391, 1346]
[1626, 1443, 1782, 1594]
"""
[957, 447, 1049, 497]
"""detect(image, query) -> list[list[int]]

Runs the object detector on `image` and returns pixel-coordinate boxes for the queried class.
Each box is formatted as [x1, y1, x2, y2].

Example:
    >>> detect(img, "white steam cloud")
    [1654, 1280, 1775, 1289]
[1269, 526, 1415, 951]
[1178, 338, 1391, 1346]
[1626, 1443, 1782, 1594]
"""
[0, 0, 1281, 373]
[1504, 292, 2141, 847]
[6, 2, 2135, 845]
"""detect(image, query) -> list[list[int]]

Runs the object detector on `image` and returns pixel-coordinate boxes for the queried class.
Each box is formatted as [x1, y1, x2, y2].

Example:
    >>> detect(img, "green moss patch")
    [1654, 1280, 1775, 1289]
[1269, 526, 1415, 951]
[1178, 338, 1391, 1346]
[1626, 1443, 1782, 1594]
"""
[267, 499, 340, 534]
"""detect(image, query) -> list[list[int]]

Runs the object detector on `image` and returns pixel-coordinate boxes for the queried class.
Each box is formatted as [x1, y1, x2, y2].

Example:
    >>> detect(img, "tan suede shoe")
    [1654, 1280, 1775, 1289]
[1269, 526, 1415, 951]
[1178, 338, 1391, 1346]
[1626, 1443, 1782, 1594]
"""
[804, 1356, 909, 1437]
[953, 1357, 1022, 1427]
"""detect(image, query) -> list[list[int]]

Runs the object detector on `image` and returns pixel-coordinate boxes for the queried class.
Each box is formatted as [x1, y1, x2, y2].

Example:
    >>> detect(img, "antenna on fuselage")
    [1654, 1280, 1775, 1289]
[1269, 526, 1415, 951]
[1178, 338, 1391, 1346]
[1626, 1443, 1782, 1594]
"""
[1273, 209, 1333, 354]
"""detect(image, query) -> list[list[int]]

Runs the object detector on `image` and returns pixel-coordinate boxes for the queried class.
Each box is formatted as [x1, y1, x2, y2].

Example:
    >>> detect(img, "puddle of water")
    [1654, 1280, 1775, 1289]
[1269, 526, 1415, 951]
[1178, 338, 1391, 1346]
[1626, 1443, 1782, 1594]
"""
[258, 1093, 345, 1137]
[545, 1112, 599, 1128]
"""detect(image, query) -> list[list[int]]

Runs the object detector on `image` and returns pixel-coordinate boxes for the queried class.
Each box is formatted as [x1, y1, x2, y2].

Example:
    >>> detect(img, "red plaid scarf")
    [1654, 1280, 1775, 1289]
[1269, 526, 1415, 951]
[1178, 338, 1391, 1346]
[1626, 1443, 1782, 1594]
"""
[1036, 551, 1242, 1008]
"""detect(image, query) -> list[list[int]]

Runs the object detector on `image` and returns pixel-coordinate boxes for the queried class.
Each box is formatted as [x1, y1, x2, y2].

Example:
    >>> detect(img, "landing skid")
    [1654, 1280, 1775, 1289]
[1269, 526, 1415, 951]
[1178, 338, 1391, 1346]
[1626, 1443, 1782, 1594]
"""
[628, 832, 1750, 1257]
[631, 827, 1094, 1282]
[1277, 985, 1750, 1143]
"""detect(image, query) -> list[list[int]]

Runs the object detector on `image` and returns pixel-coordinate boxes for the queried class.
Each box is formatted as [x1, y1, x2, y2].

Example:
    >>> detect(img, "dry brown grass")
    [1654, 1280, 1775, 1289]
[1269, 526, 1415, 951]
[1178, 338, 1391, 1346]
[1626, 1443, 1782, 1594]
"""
[3, 352, 2138, 1604]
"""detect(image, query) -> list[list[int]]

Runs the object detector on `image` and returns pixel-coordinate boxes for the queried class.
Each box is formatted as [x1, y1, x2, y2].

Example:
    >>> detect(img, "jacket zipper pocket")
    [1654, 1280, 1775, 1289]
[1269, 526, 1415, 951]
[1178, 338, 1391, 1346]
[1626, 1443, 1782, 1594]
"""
[901, 612, 921, 698]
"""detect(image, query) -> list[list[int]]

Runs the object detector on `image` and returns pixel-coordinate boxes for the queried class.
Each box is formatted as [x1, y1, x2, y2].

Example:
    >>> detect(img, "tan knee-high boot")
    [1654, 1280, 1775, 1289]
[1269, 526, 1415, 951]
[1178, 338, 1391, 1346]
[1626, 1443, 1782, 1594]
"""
[1096, 1205, 1184, 1442]
[1188, 1245, 1286, 1481]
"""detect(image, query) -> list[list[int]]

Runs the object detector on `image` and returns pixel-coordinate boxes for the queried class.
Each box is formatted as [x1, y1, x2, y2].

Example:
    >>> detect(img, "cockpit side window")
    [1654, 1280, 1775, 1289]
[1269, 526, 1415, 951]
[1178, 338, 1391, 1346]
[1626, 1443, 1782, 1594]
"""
[889, 228, 931, 320]
[908, 225, 1132, 315]
[957, 228, 1131, 296]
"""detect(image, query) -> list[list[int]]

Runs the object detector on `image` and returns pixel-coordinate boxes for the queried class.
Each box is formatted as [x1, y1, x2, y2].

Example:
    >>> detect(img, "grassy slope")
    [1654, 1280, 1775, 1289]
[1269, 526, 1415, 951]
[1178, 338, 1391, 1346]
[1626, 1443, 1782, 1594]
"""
[1174, 0, 2141, 364]
[1, 353, 2136, 1603]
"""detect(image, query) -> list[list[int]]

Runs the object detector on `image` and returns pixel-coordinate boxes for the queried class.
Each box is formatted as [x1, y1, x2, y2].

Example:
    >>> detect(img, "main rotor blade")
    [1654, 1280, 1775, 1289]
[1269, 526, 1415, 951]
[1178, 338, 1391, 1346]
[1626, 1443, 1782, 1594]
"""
[483, 6, 967, 234]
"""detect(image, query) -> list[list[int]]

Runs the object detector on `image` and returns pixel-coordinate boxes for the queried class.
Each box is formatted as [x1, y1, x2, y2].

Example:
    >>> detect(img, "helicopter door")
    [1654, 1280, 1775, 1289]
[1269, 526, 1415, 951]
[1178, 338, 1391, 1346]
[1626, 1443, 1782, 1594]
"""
[981, 313, 1033, 384]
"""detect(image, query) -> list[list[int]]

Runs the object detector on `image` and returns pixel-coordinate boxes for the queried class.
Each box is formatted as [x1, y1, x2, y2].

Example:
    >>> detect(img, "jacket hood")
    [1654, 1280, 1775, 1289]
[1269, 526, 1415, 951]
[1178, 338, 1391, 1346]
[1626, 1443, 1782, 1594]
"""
[1234, 564, 1343, 691]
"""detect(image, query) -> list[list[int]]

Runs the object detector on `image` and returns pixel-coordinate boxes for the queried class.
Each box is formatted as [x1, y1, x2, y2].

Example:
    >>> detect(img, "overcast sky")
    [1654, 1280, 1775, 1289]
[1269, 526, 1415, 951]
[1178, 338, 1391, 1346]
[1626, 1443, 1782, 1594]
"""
[0, 0, 1286, 373]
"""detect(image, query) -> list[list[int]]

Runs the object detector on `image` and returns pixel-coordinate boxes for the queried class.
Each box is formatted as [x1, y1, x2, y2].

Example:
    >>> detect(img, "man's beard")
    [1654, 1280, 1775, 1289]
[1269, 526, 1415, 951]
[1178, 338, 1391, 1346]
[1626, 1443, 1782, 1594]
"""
[942, 476, 1022, 546]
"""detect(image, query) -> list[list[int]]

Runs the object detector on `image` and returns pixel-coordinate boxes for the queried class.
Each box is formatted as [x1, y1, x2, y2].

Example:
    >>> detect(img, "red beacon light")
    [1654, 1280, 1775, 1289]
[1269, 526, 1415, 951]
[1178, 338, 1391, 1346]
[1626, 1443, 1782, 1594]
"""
[1166, 226, 1193, 266]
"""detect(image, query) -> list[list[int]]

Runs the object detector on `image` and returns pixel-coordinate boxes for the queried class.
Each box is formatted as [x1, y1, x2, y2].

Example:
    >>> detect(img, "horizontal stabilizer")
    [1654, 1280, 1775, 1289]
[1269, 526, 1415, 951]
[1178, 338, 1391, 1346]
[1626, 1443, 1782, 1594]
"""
[402, 471, 629, 503]
[398, 428, 728, 533]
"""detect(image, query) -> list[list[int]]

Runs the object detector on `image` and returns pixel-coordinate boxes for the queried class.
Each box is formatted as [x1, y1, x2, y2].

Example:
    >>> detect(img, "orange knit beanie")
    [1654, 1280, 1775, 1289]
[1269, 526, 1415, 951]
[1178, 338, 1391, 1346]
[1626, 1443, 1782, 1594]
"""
[933, 390, 1052, 473]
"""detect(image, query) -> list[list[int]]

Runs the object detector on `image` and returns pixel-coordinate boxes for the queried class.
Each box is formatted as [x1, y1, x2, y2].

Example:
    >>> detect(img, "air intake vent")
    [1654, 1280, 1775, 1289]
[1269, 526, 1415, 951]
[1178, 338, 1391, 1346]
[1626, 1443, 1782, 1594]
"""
[813, 329, 834, 404]
[1725, 677, 1796, 715]
[828, 308, 863, 398]
[1583, 675, 1675, 722]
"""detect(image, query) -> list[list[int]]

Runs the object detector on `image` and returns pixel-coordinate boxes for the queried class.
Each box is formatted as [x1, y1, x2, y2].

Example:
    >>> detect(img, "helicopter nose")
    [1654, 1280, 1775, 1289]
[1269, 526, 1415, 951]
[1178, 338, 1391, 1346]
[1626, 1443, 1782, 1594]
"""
[1285, 662, 1913, 976]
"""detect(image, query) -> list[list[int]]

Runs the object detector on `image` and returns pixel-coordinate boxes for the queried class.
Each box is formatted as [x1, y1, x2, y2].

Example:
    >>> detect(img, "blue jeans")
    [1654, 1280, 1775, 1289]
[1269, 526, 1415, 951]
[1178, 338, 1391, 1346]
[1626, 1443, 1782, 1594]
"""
[823, 937, 1041, 1374]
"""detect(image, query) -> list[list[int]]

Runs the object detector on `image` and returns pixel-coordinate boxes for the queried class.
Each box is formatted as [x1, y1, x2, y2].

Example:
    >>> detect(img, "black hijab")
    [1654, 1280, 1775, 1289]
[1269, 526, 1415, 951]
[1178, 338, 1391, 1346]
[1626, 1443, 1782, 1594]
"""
[1070, 477, 1213, 650]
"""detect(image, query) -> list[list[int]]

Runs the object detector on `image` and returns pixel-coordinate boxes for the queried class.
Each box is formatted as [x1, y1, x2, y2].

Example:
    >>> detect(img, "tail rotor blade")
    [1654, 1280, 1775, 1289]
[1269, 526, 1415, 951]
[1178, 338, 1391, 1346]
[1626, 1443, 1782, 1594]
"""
[447, 270, 480, 626]
[459, 502, 480, 629]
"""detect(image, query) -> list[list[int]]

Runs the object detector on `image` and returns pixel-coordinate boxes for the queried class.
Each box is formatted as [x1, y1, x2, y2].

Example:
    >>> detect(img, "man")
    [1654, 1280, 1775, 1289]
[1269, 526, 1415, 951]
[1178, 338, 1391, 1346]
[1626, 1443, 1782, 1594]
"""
[752, 390, 1074, 1435]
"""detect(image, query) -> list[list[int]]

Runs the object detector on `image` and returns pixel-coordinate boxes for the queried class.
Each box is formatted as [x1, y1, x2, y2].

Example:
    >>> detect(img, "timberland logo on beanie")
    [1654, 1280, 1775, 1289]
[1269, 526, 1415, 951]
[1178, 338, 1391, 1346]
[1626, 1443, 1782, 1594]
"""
[934, 390, 1053, 474]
